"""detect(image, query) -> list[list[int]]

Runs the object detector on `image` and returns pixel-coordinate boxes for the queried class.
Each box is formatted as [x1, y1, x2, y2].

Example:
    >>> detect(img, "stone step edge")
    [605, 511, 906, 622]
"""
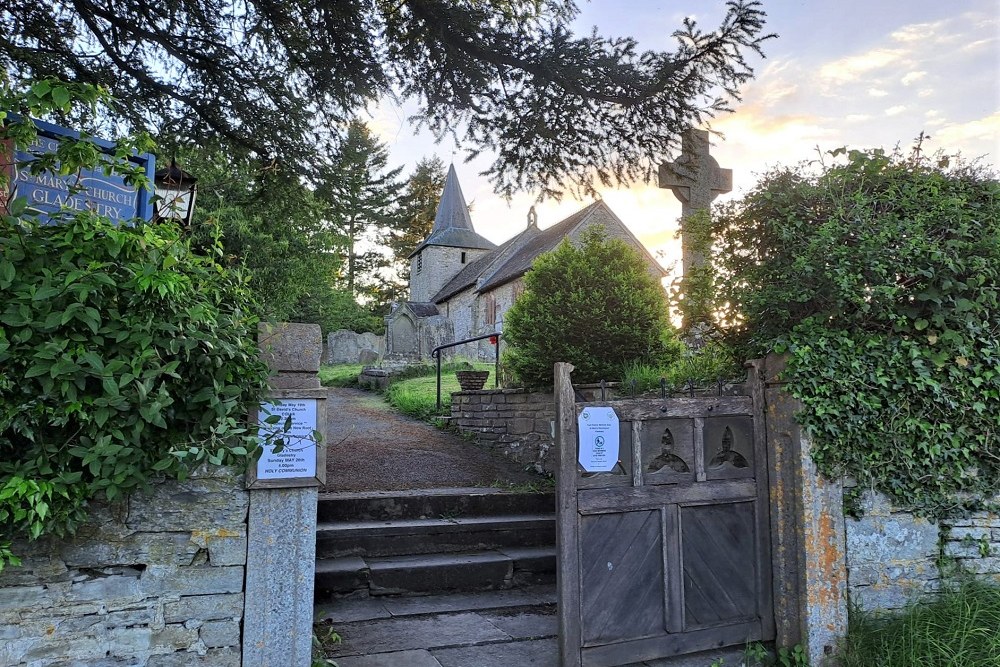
[314, 590, 557, 624]
[318, 487, 554, 501]
[315, 546, 556, 576]
[316, 513, 555, 536]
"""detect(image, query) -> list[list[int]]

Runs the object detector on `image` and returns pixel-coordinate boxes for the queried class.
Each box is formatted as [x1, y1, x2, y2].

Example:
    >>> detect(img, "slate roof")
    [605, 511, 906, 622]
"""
[403, 302, 441, 317]
[429, 200, 665, 304]
[475, 202, 601, 293]
[409, 165, 496, 257]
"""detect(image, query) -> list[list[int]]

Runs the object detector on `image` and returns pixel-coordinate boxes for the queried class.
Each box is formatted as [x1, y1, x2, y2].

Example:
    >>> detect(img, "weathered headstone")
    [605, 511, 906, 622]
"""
[244, 322, 326, 667]
[658, 129, 732, 276]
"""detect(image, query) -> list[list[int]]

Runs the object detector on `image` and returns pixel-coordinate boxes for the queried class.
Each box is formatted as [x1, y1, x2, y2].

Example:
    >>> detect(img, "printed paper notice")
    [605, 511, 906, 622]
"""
[578, 407, 620, 472]
[257, 399, 318, 480]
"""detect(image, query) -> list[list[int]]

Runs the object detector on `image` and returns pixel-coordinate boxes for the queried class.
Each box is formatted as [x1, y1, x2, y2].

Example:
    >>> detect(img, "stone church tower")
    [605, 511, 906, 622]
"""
[408, 165, 495, 302]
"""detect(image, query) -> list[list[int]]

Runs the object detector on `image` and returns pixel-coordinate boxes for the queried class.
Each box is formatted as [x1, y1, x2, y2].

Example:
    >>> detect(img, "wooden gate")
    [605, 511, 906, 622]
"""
[555, 362, 775, 667]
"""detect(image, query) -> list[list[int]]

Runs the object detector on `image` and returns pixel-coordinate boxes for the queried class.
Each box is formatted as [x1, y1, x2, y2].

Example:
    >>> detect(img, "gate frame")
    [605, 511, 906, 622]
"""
[554, 361, 776, 666]
[555, 357, 849, 667]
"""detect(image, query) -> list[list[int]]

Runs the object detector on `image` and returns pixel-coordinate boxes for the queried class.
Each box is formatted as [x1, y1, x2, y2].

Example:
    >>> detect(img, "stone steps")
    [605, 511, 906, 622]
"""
[314, 488, 556, 600]
[317, 487, 555, 522]
[316, 513, 555, 558]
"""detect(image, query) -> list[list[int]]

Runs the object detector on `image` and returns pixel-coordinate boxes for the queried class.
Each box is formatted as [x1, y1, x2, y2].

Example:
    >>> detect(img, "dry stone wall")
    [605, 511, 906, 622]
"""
[0, 466, 247, 667]
[845, 490, 1000, 611]
[451, 389, 555, 474]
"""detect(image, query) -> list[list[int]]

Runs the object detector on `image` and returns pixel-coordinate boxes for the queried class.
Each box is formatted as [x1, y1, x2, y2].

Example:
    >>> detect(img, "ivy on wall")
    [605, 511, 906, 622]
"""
[710, 146, 999, 516]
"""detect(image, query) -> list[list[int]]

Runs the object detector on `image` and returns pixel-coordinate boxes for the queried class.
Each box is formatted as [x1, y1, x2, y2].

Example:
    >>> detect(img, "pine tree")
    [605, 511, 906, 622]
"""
[316, 120, 404, 299]
[386, 156, 447, 293]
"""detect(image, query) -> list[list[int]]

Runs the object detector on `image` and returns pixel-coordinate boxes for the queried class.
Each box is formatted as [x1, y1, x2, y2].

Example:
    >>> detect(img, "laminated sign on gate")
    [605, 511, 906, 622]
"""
[578, 406, 620, 472]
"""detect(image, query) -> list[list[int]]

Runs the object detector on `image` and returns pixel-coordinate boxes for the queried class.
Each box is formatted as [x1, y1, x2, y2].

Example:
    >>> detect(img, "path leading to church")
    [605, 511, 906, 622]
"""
[321, 387, 539, 492]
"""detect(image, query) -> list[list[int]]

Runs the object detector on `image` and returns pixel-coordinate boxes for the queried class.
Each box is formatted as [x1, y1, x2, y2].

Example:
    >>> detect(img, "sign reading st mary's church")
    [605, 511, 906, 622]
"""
[4, 118, 154, 223]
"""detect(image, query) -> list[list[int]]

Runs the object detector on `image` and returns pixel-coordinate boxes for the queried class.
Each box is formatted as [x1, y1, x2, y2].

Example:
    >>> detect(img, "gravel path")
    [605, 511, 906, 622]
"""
[321, 387, 540, 492]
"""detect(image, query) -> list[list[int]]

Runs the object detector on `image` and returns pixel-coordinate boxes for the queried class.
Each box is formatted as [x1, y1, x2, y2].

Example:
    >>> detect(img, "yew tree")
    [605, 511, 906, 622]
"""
[0, 0, 773, 196]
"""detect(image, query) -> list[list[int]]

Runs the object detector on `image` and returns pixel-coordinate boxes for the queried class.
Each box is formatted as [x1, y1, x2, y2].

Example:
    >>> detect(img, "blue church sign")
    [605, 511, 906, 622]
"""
[5, 118, 155, 223]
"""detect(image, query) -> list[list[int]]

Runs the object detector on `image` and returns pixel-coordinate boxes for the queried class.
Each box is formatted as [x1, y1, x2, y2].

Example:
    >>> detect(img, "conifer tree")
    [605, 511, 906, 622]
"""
[386, 156, 447, 291]
[0, 1, 773, 197]
[316, 120, 404, 299]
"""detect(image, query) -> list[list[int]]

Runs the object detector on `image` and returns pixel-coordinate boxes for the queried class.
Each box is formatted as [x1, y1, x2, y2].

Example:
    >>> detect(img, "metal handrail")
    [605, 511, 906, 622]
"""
[430, 333, 502, 411]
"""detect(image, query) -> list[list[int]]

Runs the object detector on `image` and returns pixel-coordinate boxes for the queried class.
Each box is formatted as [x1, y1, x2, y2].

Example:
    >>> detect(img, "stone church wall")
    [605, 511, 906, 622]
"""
[0, 466, 247, 667]
[444, 287, 477, 344]
[411, 245, 490, 303]
[567, 207, 664, 280]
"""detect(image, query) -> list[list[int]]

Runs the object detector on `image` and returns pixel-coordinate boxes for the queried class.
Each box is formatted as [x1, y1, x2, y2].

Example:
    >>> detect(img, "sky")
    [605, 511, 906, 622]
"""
[367, 0, 999, 281]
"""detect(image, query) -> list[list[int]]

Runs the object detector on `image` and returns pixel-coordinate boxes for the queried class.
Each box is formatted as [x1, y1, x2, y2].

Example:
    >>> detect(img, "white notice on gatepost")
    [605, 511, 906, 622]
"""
[578, 406, 620, 472]
[256, 399, 318, 480]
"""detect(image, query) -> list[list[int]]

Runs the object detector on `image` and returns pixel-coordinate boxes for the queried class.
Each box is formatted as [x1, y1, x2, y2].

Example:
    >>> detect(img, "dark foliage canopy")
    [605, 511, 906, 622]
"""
[0, 0, 772, 197]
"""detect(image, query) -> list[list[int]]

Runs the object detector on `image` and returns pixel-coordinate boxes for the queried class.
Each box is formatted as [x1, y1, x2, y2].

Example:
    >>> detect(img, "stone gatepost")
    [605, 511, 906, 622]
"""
[758, 354, 848, 665]
[243, 323, 327, 667]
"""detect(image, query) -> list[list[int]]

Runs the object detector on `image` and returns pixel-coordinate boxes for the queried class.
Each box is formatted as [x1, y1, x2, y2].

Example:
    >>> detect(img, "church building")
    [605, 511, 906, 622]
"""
[383, 166, 666, 361]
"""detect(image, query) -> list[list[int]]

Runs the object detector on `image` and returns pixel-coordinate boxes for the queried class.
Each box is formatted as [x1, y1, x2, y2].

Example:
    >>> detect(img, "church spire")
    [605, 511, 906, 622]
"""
[430, 164, 475, 234]
[408, 164, 495, 258]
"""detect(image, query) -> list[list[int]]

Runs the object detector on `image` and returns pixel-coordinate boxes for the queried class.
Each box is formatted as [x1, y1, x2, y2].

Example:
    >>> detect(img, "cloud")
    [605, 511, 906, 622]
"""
[932, 112, 1000, 158]
[901, 71, 927, 85]
[845, 114, 871, 123]
[868, 88, 889, 97]
[885, 105, 908, 116]
[890, 21, 947, 44]
[819, 49, 906, 86]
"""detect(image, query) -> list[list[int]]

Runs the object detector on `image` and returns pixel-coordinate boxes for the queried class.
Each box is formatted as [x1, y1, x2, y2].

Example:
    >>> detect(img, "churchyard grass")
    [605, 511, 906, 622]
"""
[319, 364, 364, 387]
[385, 361, 493, 421]
[838, 578, 1000, 666]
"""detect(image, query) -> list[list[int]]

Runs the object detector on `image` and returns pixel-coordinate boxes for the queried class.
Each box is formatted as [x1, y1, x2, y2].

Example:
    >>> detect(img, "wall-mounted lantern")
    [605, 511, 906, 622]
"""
[153, 158, 197, 225]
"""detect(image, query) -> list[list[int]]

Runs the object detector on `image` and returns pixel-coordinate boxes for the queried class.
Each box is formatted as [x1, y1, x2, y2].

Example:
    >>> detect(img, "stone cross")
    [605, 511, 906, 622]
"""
[658, 129, 732, 276]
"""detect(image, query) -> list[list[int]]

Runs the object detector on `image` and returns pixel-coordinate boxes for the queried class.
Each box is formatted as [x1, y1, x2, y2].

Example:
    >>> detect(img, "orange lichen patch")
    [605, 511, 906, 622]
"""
[805, 510, 846, 608]
[190, 528, 243, 547]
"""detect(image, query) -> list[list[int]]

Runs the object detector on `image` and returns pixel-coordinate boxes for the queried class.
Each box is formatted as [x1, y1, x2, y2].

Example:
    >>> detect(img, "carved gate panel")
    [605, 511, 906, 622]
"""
[555, 363, 774, 667]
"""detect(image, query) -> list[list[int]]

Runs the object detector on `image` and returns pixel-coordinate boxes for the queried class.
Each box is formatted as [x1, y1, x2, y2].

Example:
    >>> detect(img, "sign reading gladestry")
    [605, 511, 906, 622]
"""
[4, 117, 155, 223]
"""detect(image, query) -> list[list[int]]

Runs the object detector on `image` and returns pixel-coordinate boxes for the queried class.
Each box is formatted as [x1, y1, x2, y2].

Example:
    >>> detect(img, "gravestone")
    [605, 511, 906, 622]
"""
[658, 129, 732, 276]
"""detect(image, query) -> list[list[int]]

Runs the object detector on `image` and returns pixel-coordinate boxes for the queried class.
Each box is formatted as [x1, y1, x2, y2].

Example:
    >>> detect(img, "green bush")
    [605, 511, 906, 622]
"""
[0, 213, 269, 561]
[711, 146, 1000, 515]
[503, 228, 680, 386]
[0, 81, 270, 569]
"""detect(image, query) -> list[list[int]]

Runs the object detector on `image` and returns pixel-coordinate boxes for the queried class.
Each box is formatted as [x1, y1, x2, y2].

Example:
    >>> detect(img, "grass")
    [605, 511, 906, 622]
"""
[384, 361, 494, 421]
[838, 578, 1000, 666]
[317, 359, 495, 421]
[318, 364, 363, 387]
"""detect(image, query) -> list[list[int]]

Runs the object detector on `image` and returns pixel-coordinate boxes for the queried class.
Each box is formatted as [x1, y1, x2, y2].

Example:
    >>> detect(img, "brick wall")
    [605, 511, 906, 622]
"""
[0, 466, 247, 667]
[451, 389, 555, 474]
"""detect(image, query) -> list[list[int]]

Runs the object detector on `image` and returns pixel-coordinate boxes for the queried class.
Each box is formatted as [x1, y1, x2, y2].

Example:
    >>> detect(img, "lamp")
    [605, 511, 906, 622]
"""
[153, 158, 197, 225]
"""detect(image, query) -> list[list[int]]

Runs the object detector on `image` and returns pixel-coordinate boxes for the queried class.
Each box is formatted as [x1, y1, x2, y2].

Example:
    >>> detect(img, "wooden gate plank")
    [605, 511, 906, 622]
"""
[578, 480, 756, 514]
[555, 362, 582, 667]
[581, 511, 665, 645]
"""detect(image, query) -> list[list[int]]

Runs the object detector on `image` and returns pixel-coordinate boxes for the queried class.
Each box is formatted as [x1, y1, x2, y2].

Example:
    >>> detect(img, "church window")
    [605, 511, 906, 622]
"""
[461, 251, 467, 264]
[416, 252, 422, 274]
[484, 293, 497, 325]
